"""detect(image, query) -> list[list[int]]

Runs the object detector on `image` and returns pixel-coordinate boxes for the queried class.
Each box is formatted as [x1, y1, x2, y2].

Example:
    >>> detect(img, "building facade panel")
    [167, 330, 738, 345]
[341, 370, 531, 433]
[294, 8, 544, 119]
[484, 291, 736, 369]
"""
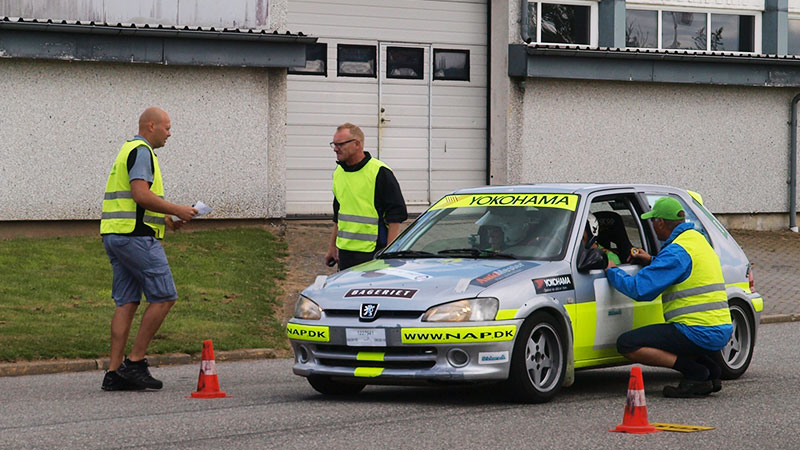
[0, 59, 280, 220]
[509, 77, 793, 214]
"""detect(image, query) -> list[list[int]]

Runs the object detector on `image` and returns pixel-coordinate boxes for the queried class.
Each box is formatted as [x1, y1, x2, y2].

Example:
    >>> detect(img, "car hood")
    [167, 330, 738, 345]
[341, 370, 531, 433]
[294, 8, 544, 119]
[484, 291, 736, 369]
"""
[302, 257, 566, 310]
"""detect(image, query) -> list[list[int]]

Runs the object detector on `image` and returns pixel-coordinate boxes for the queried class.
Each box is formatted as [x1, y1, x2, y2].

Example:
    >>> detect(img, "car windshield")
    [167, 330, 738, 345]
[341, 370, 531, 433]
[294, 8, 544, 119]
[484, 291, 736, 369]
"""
[384, 192, 578, 260]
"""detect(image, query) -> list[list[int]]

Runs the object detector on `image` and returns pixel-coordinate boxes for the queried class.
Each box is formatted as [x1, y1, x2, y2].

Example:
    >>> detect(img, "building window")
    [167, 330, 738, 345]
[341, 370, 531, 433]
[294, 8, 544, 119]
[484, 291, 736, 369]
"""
[527, 1, 595, 46]
[710, 14, 754, 52]
[433, 49, 470, 81]
[289, 43, 327, 76]
[386, 47, 424, 79]
[788, 18, 800, 54]
[626, 9, 657, 48]
[627, 9, 757, 52]
[337, 44, 376, 78]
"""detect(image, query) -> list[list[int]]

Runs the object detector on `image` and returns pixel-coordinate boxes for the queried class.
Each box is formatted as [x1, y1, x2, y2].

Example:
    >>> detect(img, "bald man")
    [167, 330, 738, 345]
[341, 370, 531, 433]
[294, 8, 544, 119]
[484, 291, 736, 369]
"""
[100, 107, 197, 391]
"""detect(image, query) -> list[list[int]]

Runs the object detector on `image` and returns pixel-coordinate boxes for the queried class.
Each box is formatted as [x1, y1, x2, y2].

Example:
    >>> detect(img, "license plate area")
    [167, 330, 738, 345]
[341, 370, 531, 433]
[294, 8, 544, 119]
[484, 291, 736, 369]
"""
[345, 328, 386, 347]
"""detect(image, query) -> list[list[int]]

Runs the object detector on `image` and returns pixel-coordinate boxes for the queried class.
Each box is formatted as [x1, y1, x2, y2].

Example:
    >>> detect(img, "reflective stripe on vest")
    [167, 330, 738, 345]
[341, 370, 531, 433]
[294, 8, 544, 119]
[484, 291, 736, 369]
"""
[100, 139, 166, 239]
[661, 229, 731, 327]
[333, 158, 390, 253]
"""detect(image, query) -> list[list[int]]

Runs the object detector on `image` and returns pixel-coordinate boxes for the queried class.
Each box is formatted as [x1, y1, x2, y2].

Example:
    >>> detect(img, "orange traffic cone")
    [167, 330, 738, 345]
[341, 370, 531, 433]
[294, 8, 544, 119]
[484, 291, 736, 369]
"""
[610, 366, 661, 434]
[189, 340, 227, 398]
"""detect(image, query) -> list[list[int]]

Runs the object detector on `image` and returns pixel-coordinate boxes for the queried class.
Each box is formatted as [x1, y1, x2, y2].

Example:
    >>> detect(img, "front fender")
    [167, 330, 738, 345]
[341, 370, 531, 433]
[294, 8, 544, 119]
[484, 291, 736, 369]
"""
[512, 296, 575, 387]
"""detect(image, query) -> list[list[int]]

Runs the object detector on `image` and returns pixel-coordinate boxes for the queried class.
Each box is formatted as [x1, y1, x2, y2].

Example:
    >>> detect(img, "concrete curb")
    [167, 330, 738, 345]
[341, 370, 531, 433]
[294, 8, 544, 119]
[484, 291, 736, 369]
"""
[2, 316, 798, 378]
[0, 348, 292, 378]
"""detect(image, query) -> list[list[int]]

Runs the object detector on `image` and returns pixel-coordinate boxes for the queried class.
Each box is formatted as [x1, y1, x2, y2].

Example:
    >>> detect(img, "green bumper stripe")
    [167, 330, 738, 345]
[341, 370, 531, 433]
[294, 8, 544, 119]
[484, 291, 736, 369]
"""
[752, 297, 764, 312]
[286, 323, 330, 342]
[354, 367, 383, 377]
[357, 352, 385, 361]
[495, 309, 518, 320]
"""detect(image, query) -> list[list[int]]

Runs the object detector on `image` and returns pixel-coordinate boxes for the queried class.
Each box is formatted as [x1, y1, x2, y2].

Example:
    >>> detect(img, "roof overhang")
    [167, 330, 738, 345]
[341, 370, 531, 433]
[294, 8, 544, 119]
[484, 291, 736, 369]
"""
[0, 17, 317, 68]
[509, 43, 800, 87]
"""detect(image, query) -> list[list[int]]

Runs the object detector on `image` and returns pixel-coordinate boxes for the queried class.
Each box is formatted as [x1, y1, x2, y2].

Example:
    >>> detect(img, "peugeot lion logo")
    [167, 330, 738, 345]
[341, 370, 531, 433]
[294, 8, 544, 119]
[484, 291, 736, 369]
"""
[360, 303, 379, 321]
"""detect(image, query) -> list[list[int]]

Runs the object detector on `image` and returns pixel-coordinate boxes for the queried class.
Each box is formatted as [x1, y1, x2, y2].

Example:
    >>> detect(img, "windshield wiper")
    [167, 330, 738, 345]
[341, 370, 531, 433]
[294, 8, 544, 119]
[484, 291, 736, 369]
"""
[437, 248, 518, 259]
[378, 250, 438, 259]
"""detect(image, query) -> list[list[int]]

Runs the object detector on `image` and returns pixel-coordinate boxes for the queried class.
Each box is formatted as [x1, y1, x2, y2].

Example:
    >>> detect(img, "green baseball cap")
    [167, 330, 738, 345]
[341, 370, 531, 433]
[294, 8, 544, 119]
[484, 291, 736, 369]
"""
[641, 197, 684, 220]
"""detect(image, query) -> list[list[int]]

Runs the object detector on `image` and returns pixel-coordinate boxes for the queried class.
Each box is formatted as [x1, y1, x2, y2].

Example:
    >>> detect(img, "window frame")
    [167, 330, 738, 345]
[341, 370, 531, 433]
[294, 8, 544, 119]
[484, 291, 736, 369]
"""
[433, 48, 470, 81]
[625, 6, 761, 54]
[337, 44, 377, 78]
[288, 42, 327, 76]
[527, 0, 599, 48]
[385, 46, 425, 80]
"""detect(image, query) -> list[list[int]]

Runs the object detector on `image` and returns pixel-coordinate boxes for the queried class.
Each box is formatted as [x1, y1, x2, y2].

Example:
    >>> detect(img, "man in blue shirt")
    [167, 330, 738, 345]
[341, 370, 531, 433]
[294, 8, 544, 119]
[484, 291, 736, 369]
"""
[605, 196, 733, 398]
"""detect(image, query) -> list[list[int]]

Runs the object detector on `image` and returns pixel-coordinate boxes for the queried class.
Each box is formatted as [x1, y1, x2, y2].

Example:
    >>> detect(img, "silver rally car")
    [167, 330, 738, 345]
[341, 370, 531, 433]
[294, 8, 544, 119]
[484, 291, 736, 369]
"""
[287, 184, 763, 402]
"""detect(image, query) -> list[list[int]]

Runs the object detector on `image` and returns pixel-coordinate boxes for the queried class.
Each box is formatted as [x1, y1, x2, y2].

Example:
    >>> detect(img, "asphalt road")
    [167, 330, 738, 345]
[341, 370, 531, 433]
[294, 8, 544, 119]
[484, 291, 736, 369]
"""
[2, 322, 798, 449]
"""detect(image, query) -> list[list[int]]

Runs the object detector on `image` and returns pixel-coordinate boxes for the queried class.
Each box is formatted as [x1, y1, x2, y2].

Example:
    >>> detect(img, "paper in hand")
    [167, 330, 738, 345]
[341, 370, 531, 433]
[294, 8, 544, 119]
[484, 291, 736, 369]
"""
[173, 201, 212, 222]
[193, 201, 212, 217]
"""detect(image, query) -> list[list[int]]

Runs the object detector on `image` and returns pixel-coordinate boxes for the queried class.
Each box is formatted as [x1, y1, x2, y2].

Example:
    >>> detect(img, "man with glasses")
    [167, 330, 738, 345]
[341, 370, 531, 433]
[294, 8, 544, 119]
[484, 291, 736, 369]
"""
[604, 196, 732, 398]
[324, 123, 407, 270]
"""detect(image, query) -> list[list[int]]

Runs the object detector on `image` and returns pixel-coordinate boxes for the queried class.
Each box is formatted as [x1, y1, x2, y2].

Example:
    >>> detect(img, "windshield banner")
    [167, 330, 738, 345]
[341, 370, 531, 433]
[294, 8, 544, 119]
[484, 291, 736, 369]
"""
[430, 193, 578, 211]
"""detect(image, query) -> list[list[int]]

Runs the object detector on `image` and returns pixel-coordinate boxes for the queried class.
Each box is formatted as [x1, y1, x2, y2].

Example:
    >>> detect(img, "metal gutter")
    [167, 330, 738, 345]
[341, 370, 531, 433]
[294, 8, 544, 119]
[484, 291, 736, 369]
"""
[0, 17, 315, 44]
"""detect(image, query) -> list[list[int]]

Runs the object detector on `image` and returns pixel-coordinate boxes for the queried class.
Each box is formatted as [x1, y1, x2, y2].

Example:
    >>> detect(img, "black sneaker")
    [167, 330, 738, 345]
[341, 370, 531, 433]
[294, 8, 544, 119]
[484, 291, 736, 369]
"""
[663, 378, 713, 398]
[711, 378, 722, 393]
[101, 370, 145, 391]
[116, 358, 163, 390]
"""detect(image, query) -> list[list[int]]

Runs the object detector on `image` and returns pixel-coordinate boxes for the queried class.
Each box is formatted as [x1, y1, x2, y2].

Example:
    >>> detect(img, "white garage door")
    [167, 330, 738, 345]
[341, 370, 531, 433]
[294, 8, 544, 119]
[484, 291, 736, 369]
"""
[286, 0, 487, 216]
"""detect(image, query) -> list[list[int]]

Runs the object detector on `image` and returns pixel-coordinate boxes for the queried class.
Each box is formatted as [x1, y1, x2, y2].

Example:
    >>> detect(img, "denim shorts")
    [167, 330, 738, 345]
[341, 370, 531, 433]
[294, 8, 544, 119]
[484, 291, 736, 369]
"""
[616, 323, 713, 357]
[102, 234, 178, 306]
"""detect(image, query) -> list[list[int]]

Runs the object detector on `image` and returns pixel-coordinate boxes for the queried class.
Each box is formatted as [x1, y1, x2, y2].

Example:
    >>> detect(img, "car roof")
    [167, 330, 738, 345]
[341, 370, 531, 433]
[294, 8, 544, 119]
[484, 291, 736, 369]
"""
[448, 183, 688, 196]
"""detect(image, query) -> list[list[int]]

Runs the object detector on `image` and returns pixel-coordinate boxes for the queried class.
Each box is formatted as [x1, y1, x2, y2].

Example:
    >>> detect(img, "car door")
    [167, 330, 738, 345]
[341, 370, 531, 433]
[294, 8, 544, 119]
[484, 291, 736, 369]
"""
[571, 191, 662, 366]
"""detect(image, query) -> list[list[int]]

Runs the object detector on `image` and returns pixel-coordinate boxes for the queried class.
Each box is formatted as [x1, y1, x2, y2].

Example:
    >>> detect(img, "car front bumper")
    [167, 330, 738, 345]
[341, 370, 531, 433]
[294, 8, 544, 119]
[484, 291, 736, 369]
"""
[287, 321, 522, 383]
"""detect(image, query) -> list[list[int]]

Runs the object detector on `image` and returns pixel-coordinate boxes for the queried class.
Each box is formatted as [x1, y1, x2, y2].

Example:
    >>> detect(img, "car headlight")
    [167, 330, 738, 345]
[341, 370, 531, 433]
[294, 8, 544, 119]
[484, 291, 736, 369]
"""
[422, 297, 499, 322]
[294, 295, 322, 320]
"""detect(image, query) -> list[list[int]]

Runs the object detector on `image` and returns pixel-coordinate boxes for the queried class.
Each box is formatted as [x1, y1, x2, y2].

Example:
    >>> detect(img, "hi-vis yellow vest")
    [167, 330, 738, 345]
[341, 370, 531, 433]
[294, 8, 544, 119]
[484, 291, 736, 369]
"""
[661, 229, 731, 327]
[333, 158, 390, 252]
[100, 139, 166, 239]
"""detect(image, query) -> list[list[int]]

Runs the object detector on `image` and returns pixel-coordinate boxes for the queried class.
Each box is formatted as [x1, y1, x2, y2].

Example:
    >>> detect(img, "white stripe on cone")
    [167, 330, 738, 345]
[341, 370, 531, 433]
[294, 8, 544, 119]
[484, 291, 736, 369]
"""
[201, 360, 217, 375]
[626, 389, 646, 407]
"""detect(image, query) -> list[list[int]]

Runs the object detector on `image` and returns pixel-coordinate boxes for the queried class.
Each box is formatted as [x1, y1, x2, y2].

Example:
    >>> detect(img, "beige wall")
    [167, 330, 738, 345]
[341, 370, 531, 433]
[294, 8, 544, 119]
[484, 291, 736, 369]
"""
[505, 78, 797, 216]
[0, 59, 287, 220]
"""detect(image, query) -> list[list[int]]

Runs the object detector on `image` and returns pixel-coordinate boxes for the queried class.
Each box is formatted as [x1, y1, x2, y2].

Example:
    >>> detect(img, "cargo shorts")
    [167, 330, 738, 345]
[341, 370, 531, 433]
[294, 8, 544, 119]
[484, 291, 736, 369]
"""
[102, 234, 178, 306]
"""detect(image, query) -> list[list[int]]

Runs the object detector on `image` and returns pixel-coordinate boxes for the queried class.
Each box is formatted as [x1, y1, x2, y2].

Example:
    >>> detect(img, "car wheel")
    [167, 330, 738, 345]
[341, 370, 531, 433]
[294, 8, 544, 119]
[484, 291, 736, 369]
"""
[307, 375, 366, 395]
[712, 301, 755, 380]
[507, 311, 566, 403]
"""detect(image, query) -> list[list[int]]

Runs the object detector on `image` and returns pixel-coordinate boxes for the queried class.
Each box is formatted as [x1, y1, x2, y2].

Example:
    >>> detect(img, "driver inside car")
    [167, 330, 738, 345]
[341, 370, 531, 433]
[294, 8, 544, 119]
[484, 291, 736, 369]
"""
[475, 207, 528, 250]
[584, 213, 620, 264]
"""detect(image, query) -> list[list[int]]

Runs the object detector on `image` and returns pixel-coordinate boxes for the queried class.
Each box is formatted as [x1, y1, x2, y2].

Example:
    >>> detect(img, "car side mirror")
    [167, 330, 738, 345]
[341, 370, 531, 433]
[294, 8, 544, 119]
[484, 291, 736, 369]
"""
[577, 247, 608, 273]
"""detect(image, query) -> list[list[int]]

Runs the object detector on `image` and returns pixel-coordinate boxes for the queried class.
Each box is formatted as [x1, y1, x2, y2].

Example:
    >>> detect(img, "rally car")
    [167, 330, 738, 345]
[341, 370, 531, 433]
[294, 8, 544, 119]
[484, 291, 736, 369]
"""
[287, 184, 763, 403]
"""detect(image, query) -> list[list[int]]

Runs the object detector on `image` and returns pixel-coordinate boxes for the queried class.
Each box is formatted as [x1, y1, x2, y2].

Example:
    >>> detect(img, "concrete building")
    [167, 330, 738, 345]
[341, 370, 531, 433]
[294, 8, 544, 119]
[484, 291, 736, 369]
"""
[3, 0, 800, 232]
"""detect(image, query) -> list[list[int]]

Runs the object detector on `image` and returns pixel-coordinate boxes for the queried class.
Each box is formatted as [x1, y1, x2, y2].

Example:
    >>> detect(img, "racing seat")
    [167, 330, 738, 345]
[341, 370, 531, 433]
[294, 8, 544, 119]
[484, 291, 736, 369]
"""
[594, 211, 633, 262]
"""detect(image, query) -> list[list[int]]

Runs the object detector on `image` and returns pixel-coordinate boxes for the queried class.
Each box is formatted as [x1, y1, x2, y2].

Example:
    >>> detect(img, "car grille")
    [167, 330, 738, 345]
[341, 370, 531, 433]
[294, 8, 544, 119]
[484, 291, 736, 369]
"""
[312, 345, 437, 370]
[324, 309, 423, 320]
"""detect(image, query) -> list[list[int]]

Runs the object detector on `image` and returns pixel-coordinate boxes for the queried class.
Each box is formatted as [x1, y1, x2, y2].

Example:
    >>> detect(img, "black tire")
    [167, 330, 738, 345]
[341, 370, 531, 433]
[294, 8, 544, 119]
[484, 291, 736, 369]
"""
[307, 375, 366, 396]
[506, 311, 567, 403]
[712, 302, 755, 380]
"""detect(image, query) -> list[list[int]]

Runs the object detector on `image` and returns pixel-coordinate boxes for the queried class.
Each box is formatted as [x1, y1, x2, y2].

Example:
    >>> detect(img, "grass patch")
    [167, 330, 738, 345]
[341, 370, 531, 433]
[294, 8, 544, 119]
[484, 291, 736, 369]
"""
[0, 228, 287, 361]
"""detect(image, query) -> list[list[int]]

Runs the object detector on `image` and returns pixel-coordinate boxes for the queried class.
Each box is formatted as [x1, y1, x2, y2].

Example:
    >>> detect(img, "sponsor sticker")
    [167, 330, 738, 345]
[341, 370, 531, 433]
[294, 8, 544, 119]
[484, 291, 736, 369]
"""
[471, 261, 539, 287]
[532, 275, 575, 294]
[430, 193, 578, 211]
[345, 288, 418, 298]
[286, 323, 330, 342]
[401, 325, 516, 344]
[478, 351, 509, 365]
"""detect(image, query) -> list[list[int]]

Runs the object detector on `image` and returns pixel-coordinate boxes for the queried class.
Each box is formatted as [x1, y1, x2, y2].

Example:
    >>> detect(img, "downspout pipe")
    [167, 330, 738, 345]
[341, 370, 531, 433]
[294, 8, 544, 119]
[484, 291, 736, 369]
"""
[791, 93, 800, 232]
[520, 0, 530, 43]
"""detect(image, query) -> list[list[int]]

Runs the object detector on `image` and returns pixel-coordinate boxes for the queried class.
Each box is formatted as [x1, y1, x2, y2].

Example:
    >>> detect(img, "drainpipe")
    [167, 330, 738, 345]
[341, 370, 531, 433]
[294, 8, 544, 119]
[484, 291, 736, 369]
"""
[791, 93, 800, 232]
[520, 0, 531, 43]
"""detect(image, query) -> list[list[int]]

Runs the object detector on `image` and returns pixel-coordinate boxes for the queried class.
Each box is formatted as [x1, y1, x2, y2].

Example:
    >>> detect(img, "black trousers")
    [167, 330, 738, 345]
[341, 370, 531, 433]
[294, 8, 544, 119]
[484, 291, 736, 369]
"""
[338, 248, 378, 270]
